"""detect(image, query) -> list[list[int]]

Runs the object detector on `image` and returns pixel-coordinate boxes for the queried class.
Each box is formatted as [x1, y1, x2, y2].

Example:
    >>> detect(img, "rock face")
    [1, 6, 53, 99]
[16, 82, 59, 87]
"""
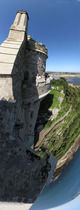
[0, 10, 57, 203]
[0, 124, 57, 203]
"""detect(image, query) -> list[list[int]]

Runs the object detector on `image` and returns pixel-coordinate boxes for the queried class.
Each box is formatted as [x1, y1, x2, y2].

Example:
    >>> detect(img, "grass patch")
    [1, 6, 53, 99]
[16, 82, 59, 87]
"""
[36, 78, 80, 160]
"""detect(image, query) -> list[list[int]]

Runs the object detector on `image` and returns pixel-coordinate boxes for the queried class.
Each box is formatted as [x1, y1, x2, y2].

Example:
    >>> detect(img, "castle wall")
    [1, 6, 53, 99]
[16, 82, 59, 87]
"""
[0, 10, 57, 203]
[25, 36, 48, 82]
[25, 49, 46, 80]
[0, 13, 50, 147]
[22, 100, 40, 147]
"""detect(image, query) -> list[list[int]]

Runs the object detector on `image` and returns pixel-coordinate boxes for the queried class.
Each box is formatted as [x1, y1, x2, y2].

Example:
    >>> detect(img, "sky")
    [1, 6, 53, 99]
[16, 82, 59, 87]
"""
[0, 0, 80, 73]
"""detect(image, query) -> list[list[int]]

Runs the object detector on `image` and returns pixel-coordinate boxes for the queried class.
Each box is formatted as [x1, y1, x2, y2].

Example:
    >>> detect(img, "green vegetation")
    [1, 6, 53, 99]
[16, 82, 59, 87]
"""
[36, 78, 80, 160]
[44, 78, 70, 129]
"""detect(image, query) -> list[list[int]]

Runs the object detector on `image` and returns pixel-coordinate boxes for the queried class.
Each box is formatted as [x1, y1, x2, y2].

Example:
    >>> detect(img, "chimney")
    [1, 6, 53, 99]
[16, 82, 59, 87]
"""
[8, 10, 29, 41]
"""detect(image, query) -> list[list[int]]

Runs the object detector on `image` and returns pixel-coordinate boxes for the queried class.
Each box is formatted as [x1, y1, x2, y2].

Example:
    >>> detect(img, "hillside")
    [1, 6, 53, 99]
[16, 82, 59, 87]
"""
[35, 78, 80, 161]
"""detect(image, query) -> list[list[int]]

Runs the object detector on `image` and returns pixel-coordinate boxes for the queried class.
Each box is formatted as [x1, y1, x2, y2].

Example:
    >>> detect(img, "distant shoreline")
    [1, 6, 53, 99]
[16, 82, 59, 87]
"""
[68, 83, 80, 87]
[48, 72, 80, 85]
[47, 72, 80, 78]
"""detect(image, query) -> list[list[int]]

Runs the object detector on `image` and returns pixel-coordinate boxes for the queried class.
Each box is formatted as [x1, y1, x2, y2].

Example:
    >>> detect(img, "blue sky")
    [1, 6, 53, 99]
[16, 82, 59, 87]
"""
[0, 0, 80, 73]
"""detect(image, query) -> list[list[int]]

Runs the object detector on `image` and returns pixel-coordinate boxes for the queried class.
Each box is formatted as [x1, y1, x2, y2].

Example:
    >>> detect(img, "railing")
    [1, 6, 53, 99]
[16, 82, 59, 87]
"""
[23, 78, 51, 104]
[36, 78, 51, 99]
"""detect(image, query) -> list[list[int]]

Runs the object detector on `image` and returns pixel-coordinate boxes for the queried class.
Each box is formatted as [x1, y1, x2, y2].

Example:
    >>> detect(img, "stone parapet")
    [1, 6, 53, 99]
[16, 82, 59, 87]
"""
[36, 78, 51, 98]
[27, 35, 48, 57]
[23, 78, 51, 104]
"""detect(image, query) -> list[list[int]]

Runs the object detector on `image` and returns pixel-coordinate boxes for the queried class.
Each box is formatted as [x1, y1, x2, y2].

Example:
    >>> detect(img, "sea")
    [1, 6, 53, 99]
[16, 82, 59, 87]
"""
[53, 77, 80, 85]
[30, 77, 80, 210]
[65, 77, 80, 85]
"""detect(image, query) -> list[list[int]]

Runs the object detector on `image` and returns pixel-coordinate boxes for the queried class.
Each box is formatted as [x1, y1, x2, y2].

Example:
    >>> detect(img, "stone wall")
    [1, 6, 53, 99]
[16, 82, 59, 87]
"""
[0, 10, 50, 148]
[0, 10, 57, 203]
[0, 122, 57, 202]
[25, 35, 48, 82]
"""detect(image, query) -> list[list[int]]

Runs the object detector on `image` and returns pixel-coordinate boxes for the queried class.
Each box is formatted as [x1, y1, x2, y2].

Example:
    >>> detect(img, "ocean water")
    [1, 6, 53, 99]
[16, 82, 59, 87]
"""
[66, 77, 80, 85]
[53, 77, 80, 85]
[30, 148, 80, 210]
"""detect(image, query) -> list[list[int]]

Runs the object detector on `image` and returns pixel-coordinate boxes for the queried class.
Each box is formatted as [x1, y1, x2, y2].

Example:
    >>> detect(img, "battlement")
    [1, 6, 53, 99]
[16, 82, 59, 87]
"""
[27, 35, 48, 57]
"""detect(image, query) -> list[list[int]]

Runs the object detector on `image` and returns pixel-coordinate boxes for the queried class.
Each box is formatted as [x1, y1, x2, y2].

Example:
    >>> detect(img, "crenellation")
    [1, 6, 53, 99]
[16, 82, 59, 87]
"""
[27, 35, 48, 57]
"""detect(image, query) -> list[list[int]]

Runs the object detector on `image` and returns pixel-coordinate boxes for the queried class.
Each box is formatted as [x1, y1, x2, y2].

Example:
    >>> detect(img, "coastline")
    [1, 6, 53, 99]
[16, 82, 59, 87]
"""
[53, 134, 80, 179]
[48, 72, 80, 78]
[68, 82, 80, 87]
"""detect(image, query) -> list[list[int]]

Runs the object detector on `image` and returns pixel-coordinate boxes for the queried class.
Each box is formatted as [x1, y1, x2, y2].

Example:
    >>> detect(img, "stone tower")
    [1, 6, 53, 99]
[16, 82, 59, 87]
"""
[0, 10, 51, 148]
[0, 10, 57, 203]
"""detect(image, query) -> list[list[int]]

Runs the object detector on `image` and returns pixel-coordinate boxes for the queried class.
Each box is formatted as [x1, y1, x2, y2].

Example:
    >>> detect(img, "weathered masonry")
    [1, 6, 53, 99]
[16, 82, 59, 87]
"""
[0, 10, 57, 203]
[0, 10, 51, 147]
